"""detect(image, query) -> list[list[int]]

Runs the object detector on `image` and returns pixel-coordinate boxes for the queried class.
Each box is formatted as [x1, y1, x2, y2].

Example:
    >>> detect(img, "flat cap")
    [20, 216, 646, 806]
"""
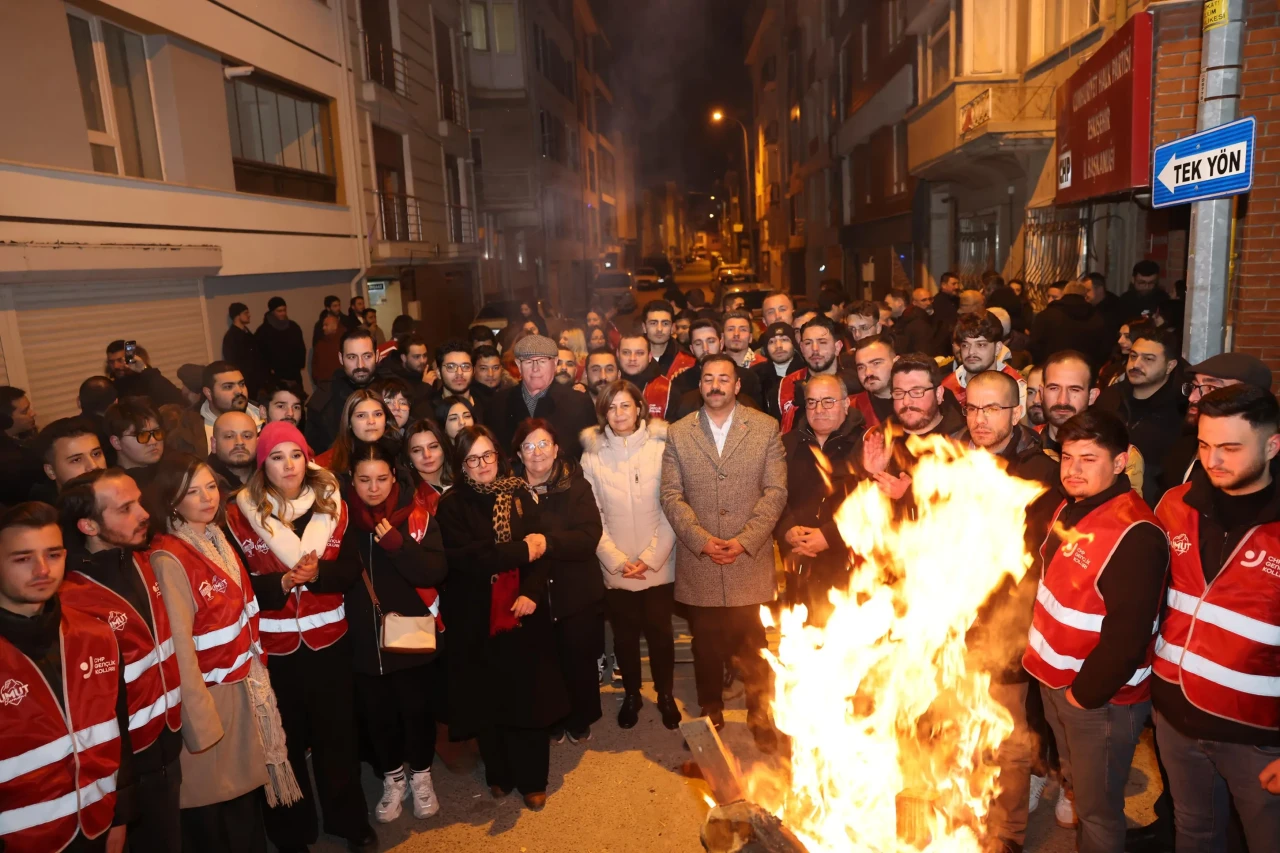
[512, 334, 559, 360]
[1189, 352, 1273, 391]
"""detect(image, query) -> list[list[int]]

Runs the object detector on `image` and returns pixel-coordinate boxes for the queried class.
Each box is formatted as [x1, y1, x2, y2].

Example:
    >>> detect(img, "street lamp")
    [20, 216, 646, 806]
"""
[710, 109, 754, 269]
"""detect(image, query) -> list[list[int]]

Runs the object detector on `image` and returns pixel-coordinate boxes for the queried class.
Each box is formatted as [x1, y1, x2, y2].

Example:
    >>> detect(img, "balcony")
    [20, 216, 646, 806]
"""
[368, 191, 480, 263]
[371, 190, 425, 244]
[447, 202, 478, 245]
[439, 82, 467, 135]
[475, 169, 534, 209]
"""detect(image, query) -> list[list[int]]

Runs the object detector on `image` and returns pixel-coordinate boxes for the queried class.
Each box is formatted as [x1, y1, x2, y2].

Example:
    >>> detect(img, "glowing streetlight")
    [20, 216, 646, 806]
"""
[709, 108, 755, 268]
[709, 213, 716, 219]
[710, 195, 716, 200]
[711, 110, 724, 123]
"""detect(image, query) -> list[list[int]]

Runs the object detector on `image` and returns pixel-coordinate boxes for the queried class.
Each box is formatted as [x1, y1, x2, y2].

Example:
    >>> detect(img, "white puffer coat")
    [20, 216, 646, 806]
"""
[579, 420, 676, 591]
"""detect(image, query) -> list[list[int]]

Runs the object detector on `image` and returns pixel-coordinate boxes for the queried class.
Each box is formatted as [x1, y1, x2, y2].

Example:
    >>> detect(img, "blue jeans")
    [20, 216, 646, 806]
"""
[1040, 685, 1150, 853]
[1154, 709, 1280, 853]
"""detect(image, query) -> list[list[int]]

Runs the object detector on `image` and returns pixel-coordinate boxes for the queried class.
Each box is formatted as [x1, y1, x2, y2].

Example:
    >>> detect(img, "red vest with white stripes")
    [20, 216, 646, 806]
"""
[60, 554, 181, 752]
[0, 605, 121, 853]
[850, 391, 882, 430]
[1023, 490, 1165, 704]
[152, 534, 261, 685]
[664, 350, 696, 380]
[778, 368, 808, 433]
[942, 363, 1023, 407]
[224, 502, 349, 655]
[643, 376, 673, 420]
[1154, 484, 1280, 729]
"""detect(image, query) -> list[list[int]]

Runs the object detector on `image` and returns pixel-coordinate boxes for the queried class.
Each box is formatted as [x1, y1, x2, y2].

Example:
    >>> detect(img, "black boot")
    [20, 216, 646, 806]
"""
[617, 692, 643, 729]
[657, 693, 682, 730]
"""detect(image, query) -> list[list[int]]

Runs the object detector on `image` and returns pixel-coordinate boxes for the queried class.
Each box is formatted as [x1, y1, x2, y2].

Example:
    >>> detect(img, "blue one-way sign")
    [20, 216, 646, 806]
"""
[1152, 117, 1256, 208]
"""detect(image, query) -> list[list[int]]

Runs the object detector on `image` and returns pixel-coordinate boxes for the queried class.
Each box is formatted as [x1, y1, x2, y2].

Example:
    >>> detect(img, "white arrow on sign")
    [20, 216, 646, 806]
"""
[1157, 141, 1248, 193]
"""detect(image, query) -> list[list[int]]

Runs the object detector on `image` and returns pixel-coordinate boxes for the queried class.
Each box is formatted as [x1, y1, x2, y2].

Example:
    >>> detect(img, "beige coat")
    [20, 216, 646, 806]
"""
[152, 549, 269, 809]
[660, 404, 788, 607]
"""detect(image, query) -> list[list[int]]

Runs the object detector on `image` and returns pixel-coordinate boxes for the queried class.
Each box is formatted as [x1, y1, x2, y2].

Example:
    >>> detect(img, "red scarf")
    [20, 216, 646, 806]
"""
[347, 483, 414, 551]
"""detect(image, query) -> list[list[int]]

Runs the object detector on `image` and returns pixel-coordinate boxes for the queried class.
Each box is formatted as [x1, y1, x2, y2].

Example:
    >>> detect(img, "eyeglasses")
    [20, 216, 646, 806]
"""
[963, 404, 1017, 418]
[463, 450, 498, 468]
[891, 386, 936, 400]
[520, 439, 554, 453]
[1182, 381, 1221, 398]
[805, 397, 840, 410]
[520, 357, 551, 370]
[443, 362, 472, 374]
[126, 428, 166, 444]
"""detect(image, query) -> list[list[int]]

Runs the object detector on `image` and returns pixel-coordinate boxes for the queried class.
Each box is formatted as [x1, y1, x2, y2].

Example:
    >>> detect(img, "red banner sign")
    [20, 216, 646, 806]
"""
[1055, 13, 1153, 205]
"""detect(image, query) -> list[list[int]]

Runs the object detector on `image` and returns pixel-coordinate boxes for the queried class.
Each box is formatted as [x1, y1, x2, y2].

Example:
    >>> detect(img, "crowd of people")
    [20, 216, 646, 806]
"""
[0, 264, 1276, 853]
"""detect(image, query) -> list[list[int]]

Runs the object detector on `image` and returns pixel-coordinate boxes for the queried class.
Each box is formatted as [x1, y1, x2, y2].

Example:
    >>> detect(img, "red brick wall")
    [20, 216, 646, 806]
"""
[1151, 0, 1280, 372]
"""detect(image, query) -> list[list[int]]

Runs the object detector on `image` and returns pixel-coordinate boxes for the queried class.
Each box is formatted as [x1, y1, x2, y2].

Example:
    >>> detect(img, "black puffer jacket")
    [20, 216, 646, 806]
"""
[526, 459, 604, 621]
[1095, 376, 1187, 506]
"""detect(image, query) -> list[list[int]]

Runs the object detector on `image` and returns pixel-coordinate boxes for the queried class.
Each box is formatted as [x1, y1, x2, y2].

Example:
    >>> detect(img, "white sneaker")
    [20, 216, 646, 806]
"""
[375, 772, 408, 823]
[409, 768, 440, 819]
[1054, 786, 1077, 828]
[1028, 774, 1049, 812]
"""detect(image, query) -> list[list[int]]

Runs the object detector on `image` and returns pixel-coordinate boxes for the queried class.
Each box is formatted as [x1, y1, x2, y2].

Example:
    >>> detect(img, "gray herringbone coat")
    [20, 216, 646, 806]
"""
[660, 405, 788, 607]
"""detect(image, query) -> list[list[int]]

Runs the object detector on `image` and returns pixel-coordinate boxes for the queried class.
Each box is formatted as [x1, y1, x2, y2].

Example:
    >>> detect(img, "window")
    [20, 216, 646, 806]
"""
[66, 10, 162, 179]
[860, 22, 869, 80]
[891, 122, 908, 195]
[599, 148, 615, 197]
[225, 73, 336, 202]
[839, 39, 852, 120]
[493, 3, 517, 54]
[601, 201, 616, 242]
[887, 0, 905, 47]
[926, 13, 952, 97]
[595, 94, 613, 137]
[469, 3, 488, 51]
[761, 56, 777, 87]
[1028, 0, 1100, 61]
[587, 149, 596, 191]
[841, 156, 854, 223]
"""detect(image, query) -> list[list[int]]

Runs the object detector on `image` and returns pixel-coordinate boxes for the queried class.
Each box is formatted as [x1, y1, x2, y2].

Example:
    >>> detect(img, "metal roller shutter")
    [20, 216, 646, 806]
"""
[0, 335, 8, 386]
[13, 280, 210, 422]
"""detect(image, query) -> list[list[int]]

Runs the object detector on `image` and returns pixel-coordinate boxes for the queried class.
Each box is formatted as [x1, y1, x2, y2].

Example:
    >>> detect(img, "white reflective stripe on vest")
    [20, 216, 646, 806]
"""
[1029, 626, 1150, 687]
[157, 637, 175, 661]
[1155, 637, 1280, 697]
[202, 649, 253, 684]
[1036, 583, 1103, 632]
[193, 608, 250, 652]
[0, 772, 117, 836]
[123, 646, 160, 684]
[1167, 589, 1280, 646]
[0, 718, 119, 786]
[127, 686, 182, 732]
[258, 602, 345, 634]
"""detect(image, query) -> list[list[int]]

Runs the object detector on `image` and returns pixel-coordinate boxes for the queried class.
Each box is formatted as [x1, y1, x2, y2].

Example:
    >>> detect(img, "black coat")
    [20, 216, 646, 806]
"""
[0, 433, 44, 507]
[305, 368, 365, 453]
[776, 414, 863, 581]
[527, 462, 604, 621]
[1095, 377, 1187, 506]
[753, 356, 805, 420]
[254, 317, 307, 385]
[436, 481, 569, 736]
[221, 325, 269, 396]
[345, 486, 448, 676]
[113, 367, 184, 409]
[483, 383, 596, 460]
[1029, 294, 1111, 372]
[893, 307, 943, 358]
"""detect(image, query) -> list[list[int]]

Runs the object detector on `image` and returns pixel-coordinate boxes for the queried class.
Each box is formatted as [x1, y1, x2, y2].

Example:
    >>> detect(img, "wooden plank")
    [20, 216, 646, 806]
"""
[679, 716, 744, 805]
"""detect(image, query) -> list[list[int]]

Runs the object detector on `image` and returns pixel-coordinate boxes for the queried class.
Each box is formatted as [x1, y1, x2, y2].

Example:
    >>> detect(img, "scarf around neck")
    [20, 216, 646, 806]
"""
[234, 486, 338, 568]
[347, 482, 413, 534]
[465, 476, 529, 543]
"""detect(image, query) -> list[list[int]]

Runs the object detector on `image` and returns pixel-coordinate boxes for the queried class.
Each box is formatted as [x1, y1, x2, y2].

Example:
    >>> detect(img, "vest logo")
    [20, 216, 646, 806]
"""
[80, 656, 116, 679]
[198, 580, 215, 602]
[327, 537, 342, 550]
[210, 576, 228, 595]
[1241, 549, 1267, 569]
[0, 679, 29, 707]
[1061, 541, 1091, 569]
[239, 537, 270, 556]
[1171, 534, 1192, 556]
[152, 582, 161, 596]
[107, 610, 128, 632]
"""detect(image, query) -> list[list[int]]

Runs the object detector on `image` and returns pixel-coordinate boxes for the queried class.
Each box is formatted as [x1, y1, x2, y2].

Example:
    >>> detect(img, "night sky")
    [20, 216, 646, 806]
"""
[598, 0, 751, 192]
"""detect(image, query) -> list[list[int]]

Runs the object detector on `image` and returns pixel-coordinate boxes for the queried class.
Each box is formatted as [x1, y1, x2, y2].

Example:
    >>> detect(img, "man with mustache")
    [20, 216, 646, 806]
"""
[208, 411, 259, 497]
[199, 362, 264, 445]
[59, 469, 185, 852]
[850, 335, 896, 430]
[666, 320, 762, 422]
[306, 328, 377, 452]
[1023, 364, 1046, 428]
[555, 347, 580, 387]
[584, 351, 619, 402]
[1095, 325, 1185, 505]
[941, 311, 1025, 409]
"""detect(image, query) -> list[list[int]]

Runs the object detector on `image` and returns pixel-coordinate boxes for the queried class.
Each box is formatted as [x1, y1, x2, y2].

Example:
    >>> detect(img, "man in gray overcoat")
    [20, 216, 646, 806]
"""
[660, 353, 787, 751]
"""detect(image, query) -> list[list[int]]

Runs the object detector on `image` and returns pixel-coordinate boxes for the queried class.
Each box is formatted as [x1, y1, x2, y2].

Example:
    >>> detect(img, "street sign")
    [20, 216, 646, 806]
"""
[1152, 117, 1255, 208]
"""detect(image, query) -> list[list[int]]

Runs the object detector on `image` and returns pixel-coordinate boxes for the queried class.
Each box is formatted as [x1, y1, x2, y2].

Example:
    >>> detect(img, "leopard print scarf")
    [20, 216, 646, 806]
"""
[466, 476, 530, 543]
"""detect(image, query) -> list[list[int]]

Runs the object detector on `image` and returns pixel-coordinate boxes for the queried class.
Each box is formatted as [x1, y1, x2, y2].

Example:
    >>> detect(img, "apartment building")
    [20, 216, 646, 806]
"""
[466, 0, 637, 316]
[347, 0, 483, 344]
[0, 0, 370, 421]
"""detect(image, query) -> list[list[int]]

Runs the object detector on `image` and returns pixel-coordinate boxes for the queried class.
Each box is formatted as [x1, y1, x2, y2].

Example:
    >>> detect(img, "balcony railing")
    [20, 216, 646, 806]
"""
[441, 81, 466, 128]
[475, 169, 534, 206]
[447, 202, 477, 244]
[371, 190, 424, 243]
[364, 32, 409, 98]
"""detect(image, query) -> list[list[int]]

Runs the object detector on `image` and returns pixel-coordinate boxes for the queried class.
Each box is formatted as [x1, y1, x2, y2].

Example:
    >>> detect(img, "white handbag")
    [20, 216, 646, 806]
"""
[360, 567, 436, 653]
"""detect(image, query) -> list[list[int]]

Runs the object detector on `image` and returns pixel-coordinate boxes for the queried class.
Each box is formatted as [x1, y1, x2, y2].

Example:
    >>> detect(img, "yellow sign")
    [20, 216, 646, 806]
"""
[1203, 0, 1227, 31]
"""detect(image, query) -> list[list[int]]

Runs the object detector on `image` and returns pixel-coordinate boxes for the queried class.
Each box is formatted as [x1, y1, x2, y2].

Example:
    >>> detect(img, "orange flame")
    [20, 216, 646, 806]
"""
[746, 434, 1046, 852]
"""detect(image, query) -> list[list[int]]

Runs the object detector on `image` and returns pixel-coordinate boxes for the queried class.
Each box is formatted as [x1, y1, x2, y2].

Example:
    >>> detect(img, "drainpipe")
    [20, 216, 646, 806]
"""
[336, 0, 370, 301]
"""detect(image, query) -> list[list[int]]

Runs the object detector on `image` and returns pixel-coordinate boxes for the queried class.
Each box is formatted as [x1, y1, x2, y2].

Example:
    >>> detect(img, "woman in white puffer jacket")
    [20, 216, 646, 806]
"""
[579, 379, 681, 732]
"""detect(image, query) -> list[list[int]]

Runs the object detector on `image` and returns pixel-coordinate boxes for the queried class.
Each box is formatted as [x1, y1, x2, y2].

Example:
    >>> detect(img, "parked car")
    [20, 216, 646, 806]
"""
[592, 271, 637, 313]
[470, 299, 552, 334]
[635, 266, 663, 290]
[640, 255, 675, 288]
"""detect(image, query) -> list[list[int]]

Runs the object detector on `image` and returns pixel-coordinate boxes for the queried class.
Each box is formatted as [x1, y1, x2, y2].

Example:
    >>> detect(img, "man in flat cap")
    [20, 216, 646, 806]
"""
[482, 334, 597, 459]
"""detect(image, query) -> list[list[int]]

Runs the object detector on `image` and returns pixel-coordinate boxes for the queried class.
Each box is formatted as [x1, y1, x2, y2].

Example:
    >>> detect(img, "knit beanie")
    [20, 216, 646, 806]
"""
[256, 421, 312, 468]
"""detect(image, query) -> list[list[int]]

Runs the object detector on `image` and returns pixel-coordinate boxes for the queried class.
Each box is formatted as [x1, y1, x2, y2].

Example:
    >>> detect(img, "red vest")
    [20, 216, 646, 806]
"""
[643, 376, 673, 420]
[942, 363, 1024, 407]
[778, 368, 808, 433]
[0, 605, 122, 853]
[1023, 490, 1165, 704]
[225, 501, 349, 655]
[152, 534, 261, 685]
[850, 391, 882, 430]
[60, 555, 181, 752]
[1154, 484, 1280, 729]
[664, 350, 696, 379]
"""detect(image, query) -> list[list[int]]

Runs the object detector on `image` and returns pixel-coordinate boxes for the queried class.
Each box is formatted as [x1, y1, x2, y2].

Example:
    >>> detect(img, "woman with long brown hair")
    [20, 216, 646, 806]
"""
[313, 389, 394, 474]
[223, 422, 375, 852]
[147, 452, 298, 853]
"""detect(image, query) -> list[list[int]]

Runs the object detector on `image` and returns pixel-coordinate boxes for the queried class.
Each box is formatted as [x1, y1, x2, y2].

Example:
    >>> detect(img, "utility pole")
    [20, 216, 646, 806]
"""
[1183, 0, 1243, 362]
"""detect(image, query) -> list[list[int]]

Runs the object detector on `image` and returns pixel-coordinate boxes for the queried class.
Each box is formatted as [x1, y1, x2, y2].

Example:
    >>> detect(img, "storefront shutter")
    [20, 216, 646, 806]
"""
[12, 280, 209, 422]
